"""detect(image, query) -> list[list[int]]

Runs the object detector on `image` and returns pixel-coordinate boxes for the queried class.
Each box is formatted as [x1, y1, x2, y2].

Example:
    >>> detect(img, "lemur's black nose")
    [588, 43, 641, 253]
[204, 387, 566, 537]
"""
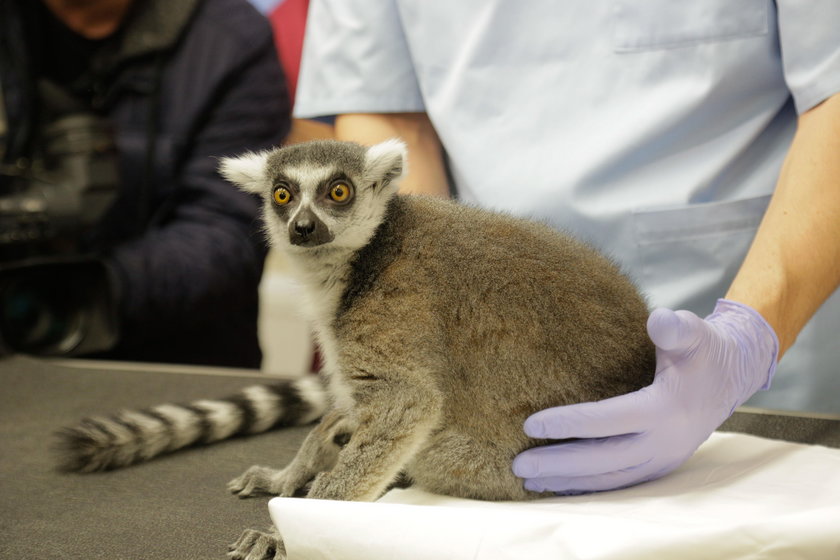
[294, 220, 316, 237]
[289, 208, 333, 247]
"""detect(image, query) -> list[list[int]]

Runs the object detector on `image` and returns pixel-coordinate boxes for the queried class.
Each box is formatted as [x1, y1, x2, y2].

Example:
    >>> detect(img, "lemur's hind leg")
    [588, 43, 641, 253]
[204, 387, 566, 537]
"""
[228, 409, 354, 498]
[305, 376, 443, 503]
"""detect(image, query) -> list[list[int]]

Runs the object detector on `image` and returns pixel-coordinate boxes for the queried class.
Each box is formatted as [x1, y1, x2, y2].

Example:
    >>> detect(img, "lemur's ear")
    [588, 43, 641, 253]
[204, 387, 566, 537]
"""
[218, 151, 269, 194]
[364, 139, 407, 189]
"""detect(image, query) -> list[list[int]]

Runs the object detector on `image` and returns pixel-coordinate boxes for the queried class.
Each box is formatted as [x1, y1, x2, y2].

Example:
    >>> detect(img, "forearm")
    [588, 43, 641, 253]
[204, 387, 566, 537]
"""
[726, 93, 840, 357]
[110, 198, 265, 328]
[335, 113, 450, 197]
[286, 118, 334, 145]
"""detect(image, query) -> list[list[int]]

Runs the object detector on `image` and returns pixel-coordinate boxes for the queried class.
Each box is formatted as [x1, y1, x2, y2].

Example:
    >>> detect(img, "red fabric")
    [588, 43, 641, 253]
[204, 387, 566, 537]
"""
[269, 0, 309, 103]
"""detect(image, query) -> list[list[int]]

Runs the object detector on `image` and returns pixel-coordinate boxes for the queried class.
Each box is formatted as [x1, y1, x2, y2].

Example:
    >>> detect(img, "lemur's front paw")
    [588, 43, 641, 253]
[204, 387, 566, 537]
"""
[228, 465, 284, 498]
[228, 527, 285, 560]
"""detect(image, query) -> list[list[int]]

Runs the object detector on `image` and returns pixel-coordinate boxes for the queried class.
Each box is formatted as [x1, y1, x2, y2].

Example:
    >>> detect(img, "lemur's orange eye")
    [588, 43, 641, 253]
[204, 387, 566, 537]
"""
[273, 187, 292, 205]
[329, 182, 352, 203]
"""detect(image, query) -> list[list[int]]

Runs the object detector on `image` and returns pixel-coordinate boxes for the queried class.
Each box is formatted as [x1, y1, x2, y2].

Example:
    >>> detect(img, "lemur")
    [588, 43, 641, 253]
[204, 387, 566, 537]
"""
[56, 140, 655, 560]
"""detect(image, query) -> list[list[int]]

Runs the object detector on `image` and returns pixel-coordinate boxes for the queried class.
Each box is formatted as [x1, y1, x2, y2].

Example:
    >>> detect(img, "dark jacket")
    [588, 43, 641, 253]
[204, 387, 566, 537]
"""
[0, 0, 291, 367]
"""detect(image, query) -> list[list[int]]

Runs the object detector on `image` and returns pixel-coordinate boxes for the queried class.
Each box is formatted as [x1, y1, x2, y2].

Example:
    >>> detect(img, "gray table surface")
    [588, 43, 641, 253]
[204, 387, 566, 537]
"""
[0, 356, 310, 560]
[1, 355, 838, 560]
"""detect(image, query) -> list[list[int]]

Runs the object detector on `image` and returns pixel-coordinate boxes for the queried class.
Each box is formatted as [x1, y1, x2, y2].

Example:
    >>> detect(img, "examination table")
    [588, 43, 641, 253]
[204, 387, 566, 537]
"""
[1, 356, 839, 559]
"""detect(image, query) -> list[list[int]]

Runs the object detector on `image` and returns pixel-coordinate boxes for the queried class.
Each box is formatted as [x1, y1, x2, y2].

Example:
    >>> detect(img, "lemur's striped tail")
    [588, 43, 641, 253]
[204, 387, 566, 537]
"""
[54, 377, 328, 473]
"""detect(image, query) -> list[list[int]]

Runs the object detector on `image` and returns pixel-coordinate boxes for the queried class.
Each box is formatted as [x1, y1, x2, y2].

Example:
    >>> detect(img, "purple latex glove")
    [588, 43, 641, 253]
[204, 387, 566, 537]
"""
[513, 299, 779, 494]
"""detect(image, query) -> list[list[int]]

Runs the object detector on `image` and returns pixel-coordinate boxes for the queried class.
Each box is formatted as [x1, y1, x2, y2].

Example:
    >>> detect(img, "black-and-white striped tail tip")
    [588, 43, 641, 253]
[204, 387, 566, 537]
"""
[54, 376, 328, 473]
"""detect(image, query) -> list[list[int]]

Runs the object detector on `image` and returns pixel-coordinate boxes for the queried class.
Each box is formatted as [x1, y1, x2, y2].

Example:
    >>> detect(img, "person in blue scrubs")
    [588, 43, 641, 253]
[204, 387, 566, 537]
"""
[293, 1, 840, 493]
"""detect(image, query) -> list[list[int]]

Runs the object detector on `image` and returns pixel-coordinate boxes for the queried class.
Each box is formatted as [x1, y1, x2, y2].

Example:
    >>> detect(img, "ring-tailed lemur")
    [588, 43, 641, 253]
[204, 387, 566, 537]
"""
[57, 140, 655, 560]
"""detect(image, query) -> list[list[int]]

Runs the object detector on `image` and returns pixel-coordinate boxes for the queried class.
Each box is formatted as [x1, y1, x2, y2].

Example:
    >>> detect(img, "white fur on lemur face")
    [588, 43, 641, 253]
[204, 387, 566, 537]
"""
[220, 139, 406, 253]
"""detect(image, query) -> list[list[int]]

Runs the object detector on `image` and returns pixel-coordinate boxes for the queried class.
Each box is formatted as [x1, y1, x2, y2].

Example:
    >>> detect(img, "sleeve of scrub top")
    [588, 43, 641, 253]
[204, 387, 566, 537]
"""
[294, 0, 425, 118]
[776, 0, 840, 113]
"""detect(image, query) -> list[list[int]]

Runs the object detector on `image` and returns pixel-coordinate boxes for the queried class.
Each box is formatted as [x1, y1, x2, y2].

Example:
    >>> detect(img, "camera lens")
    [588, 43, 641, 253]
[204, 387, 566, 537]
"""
[0, 278, 83, 354]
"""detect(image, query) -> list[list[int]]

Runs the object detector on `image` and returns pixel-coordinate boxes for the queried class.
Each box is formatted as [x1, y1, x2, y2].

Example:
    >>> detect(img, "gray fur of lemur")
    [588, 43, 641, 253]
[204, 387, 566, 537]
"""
[56, 139, 654, 559]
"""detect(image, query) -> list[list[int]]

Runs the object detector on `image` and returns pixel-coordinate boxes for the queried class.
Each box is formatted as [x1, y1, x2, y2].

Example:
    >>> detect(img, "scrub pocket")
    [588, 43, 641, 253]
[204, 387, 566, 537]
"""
[631, 195, 771, 312]
[612, 0, 770, 52]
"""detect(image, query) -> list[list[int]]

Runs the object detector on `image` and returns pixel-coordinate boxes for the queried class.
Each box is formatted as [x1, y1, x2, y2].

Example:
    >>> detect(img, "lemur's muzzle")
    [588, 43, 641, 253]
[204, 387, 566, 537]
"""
[289, 207, 334, 247]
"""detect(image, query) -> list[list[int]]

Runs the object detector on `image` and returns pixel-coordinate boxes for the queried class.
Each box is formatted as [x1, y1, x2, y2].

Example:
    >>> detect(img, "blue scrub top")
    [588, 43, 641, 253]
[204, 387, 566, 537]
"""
[295, 0, 840, 414]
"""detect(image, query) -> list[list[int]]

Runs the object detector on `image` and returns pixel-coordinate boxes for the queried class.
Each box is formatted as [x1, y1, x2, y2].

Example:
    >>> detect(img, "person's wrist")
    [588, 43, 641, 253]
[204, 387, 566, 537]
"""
[709, 298, 779, 393]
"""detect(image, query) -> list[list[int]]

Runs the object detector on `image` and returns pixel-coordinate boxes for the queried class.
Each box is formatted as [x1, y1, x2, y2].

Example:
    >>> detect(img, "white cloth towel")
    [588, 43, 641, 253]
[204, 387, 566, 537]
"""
[269, 432, 840, 559]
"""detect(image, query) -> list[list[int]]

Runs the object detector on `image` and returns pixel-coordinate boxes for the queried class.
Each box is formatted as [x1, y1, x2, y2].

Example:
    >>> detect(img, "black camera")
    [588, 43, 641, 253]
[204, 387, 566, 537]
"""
[0, 257, 119, 355]
[0, 111, 120, 356]
[1, 112, 118, 256]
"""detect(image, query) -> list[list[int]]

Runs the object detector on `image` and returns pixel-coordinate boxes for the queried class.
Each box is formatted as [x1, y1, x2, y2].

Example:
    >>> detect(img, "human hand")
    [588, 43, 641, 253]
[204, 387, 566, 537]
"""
[512, 299, 778, 494]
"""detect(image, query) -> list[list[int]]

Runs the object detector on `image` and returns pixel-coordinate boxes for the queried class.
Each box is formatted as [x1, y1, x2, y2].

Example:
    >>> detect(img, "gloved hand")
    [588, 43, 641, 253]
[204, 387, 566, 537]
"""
[512, 299, 779, 494]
